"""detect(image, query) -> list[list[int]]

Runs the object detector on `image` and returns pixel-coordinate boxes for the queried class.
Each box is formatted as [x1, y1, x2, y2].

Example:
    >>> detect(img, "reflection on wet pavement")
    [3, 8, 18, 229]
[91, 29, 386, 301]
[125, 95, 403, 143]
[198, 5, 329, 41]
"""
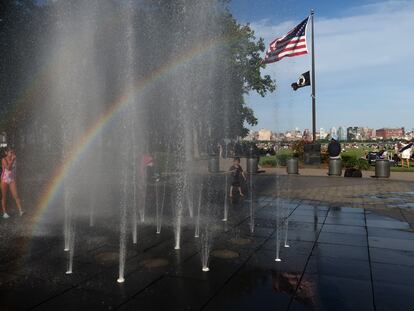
[0, 176, 413, 310]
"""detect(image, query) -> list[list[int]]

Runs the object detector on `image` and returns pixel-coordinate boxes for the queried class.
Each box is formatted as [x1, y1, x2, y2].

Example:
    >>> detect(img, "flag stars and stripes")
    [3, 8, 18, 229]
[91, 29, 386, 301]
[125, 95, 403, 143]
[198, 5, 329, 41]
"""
[264, 17, 309, 64]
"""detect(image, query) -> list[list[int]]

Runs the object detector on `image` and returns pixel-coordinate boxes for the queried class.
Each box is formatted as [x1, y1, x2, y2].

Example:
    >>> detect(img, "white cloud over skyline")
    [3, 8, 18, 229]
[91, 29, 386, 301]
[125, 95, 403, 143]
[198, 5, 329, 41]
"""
[246, 1, 414, 132]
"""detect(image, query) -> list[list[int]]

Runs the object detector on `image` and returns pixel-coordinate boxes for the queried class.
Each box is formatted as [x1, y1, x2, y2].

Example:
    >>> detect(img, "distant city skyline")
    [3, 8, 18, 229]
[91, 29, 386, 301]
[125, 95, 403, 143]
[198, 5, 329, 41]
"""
[252, 125, 413, 133]
[230, 1, 414, 133]
[248, 123, 414, 134]
[246, 126, 412, 142]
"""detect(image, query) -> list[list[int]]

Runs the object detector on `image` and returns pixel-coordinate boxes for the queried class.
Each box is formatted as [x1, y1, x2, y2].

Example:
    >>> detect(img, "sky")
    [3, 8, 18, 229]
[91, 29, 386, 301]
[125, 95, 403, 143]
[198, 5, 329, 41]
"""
[229, 0, 414, 133]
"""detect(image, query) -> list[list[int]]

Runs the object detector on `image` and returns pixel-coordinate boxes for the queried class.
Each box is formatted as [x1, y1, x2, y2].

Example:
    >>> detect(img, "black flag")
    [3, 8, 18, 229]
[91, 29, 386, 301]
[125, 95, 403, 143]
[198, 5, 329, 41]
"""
[291, 71, 311, 91]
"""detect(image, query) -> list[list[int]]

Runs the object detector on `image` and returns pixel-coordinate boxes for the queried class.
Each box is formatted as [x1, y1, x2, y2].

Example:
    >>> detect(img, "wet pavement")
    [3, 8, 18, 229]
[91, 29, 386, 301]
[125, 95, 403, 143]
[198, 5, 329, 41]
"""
[0, 175, 413, 310]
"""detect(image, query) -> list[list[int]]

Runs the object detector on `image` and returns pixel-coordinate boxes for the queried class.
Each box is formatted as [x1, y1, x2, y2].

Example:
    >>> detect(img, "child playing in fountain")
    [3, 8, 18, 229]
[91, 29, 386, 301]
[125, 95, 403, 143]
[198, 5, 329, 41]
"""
[229, 157, 246, 197]
[1, 147, 24, 218]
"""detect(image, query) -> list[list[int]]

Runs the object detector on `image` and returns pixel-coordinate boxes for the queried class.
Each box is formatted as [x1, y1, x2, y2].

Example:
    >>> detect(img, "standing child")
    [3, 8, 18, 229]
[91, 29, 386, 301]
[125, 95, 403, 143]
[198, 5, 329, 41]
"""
[1, 147, 24, 218]
[229, 157, 246, 198]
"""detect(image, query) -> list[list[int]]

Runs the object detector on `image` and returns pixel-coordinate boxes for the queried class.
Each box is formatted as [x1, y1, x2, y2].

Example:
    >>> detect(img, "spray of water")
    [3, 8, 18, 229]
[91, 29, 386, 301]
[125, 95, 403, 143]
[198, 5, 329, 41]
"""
[118, 171, 128, 283]
[173, 176, 184, 250]
[186, 173, 194, 218]
[283, 176, 291, 248]
[249, 173, 254, 234]
[194, 181, 203, 238]
[222, 172, 229, 221]
[201, 227, 211, 272]
[65, 221, 76, 274]
[157, 149, 170, 235]
[275, 178, 282, 262]
[30, 0, 246, 282]
[63, 189, 71, 252]
[131, 147, 138, 244]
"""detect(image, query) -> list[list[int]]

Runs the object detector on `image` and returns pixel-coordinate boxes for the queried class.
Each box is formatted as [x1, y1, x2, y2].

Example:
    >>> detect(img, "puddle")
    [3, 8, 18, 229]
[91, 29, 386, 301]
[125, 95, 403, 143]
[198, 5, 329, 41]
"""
[356, 192, 414, 209]
[140, 258, 169, 268]
[396, 203, 414, 209]
[211, 249, 239, 259]
[94, 252, 118, 265]
[229, 238, 252, 246]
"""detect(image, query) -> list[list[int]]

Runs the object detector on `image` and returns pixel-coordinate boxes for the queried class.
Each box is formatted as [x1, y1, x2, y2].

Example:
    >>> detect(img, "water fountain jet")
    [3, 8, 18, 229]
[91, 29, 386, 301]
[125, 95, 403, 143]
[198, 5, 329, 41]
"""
[222, 172, 228, 221]
[201, 227, 211, 272]
[194, 181, 203, 238]
[249, 173, 254, 233]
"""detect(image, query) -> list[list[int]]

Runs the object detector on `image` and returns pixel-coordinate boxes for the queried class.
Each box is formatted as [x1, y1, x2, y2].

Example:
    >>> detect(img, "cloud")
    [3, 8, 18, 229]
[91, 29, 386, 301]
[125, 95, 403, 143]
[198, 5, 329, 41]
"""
[244, 1, 414, 131]
[252, 1, 414, 74]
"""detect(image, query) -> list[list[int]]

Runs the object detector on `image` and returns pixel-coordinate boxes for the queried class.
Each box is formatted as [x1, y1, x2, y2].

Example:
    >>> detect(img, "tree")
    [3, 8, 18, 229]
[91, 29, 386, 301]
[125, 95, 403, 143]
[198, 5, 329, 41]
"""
[219, 7, 275, 138]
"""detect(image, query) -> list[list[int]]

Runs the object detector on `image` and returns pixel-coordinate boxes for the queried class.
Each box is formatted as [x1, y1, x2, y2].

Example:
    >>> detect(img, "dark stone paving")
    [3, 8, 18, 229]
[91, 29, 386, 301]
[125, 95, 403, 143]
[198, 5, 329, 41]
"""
[0, 175, 413, 310]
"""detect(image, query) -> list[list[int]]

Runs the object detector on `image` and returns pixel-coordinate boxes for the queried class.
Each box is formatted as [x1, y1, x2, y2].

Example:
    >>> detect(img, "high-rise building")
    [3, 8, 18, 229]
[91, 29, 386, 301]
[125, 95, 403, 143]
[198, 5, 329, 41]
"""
[347, 127, 362, 141]
[337, 126, 346, 141]
[330, 127, 337, 137]
[347, 126, 375, 141]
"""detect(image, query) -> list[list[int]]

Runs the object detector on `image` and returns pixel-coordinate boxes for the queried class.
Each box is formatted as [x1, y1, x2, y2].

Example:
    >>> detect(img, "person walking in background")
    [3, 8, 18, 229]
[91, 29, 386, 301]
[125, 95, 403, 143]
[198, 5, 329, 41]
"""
[399, 140, 413, 168]
[328, 135, 341, 159]
[229, 157, 246, 198]
[1, 147, 24, 219]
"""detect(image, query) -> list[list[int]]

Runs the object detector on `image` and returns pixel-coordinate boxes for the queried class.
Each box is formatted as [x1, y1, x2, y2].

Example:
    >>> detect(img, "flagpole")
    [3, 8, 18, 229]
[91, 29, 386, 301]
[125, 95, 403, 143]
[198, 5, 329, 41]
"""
[310, 9, 316, 142]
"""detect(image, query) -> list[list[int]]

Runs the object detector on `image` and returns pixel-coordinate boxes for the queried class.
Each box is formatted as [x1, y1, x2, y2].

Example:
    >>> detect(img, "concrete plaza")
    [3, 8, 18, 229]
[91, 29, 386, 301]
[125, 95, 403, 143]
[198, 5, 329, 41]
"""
[0, 173, 413, 310]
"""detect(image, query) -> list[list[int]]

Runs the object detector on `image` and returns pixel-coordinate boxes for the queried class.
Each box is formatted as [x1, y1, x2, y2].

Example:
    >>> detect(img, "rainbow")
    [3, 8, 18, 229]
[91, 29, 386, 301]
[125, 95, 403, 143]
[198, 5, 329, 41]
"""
[31, 34, 235, 233]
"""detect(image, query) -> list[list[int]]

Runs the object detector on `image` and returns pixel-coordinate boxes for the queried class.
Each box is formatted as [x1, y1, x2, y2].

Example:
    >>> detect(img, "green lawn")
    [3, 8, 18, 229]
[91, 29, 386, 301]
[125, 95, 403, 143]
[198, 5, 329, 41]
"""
[259, 149, 293, 167]
[341, 148, 368, 159]
[342, 148, 414, 172]
[389, 166, 414, 172]
[364, 165, 414, 172]
[259, 155, 277, 167]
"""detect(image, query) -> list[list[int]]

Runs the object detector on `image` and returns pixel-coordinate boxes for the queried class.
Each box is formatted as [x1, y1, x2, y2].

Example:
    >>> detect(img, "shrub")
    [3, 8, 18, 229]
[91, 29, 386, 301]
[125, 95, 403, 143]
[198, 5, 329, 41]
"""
[291, 140, 312, 161]
[342, 154, 369, 170]
[260, 156, 277, 167]
[356, 158, 370, 170]
[276, 154, 289, 166]
[259, 154, 292, 167]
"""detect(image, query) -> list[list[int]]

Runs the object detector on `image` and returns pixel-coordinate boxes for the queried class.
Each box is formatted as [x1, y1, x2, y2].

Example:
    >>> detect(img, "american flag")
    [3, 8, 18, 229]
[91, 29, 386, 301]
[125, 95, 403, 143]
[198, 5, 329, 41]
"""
[263, 17, 309, 64]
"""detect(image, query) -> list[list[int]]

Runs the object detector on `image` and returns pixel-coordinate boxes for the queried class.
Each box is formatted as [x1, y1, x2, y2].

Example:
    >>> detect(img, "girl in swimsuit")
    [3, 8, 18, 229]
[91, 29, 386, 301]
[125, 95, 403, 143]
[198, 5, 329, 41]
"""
[1, 148, 24, 218]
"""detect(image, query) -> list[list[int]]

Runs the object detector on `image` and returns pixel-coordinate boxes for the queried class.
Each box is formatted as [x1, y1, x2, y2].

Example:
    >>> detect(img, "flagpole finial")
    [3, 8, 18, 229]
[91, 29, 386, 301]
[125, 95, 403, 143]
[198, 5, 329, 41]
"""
[311, 9, 314, 15]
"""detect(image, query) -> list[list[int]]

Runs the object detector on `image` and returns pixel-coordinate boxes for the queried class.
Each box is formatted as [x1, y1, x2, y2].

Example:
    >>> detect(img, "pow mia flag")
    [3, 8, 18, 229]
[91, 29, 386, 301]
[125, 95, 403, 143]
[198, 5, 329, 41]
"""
[291, 71, 311, 91]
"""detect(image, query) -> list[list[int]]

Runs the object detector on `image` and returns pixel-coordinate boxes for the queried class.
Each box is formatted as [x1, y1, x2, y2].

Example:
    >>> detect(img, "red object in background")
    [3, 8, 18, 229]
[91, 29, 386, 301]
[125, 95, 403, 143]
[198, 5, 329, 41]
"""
[140, 154, 153, 176]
